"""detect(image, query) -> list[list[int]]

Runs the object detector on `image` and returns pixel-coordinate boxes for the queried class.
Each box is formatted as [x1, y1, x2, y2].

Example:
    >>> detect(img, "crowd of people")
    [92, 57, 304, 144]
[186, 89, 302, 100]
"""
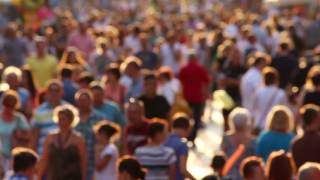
[1, 0, 320, 180]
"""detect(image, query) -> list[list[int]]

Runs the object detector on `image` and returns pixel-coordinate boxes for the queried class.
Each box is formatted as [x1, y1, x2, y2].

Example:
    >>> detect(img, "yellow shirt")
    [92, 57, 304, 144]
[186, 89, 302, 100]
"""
[27, 54, 57, 90]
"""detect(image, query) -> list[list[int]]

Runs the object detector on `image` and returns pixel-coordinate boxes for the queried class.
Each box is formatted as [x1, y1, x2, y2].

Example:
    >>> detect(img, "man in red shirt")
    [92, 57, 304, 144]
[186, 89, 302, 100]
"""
[179, 50, 210, 142]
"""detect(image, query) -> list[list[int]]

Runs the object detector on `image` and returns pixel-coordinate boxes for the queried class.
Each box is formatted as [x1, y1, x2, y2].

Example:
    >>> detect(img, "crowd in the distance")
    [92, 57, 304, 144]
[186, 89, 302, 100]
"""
[1, 0, 320, 180]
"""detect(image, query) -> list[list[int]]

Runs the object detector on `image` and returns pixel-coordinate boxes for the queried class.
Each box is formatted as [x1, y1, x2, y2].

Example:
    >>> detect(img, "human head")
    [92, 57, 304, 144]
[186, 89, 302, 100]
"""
[34, 36, 47, 56]
[93, 120, 120, 143]
[228, 107, 252, 133]
[105, 63, 121, 82]
[75, 89, 93, 111]
[143, 71, 157, 97]
[60, 65, 74, 80]
[123, 56, 142, 78]
[211, 152, 226, 176]
[265, 151, 296, 180]
[125, 98, 145, 124]
[240, 156, 266, 180]
[248, 52, 270, 70]
[266, 105, 294, 133]
[1, 89, 20, 111]
[12, 147, 38, 179]
[262, 67, 279, 86]
[158, 66, 174, 83]
[171, 112, 192, 138]
[118, 155, 146, 180]
[311, 73, 320, 88]
[5, 22, 17, 39]
[298, 162, 320, 180]
[89, 82, 105, 107]
[45, 79, 64, 106]
[299, 104, 320, 130]
[78, 21, 88, 34]
[148, 118, 168, 144]
[53, 104, 79, 132]
[2, 66, 22, 90]
[78, 72, 94, 89]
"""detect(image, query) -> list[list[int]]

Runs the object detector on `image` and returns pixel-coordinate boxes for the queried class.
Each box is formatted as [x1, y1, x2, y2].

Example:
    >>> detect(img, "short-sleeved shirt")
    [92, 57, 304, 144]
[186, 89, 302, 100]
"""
[256, 131, 294, 161]
[165, 133, 188, 180]
[94, 101, 126, 126]
[75, 110, 104, 180]
[179, 61, 210, 103]
[135, 145, 177, 180]
[139, 95, 170, 119]
[94, 144, 119, 180]
[0, 112, 29, 158]
[27, 54, 57, 89]
[125, 120, 150, 154]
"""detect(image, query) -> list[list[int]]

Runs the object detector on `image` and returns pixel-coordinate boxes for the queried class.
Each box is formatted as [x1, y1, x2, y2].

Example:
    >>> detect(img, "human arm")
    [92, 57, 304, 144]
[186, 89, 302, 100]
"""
[37, 135, 52, 180]
[179, 154, 195, 180]
[169, 163, 176, 180]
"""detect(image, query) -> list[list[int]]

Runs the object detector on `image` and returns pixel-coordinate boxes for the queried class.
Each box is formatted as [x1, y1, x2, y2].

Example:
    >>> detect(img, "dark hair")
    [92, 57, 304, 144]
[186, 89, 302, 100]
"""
[266, 151, 296, 180]
[240, 156, 264, 179]
[211, 153, 226, 170]
[75, 89, 93, 101]
[118, 156, 145, 180]
[143, 71, 157, 81]
[12, 147, 38, 172]
[300, 104, 320, 126]
[78, 72, 94, 85]
[60, 65, 74, 78]
[94, 120, 120, 138]
[279, 42, 289, 51]
[89, 81, 104, 92]
[21, 65, 37, 99]
[148, 119, 167, 139]
[172, 113, 191, 129]
[106, 64, 121, 80]
[263, 67, 279, 86]
[311, 73, 320, 86]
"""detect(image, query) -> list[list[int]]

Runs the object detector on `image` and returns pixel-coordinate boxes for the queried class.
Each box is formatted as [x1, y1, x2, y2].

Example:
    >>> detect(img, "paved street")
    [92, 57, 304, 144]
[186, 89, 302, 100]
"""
[188, 101, 225, 179]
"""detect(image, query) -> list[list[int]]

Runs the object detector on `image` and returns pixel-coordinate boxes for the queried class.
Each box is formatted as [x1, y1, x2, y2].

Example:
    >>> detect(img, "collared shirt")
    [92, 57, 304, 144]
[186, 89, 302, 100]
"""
[165, 133, 188, 180]
[32, 101, 67, 155]
[75, 110, 104, 180]
[240, 67, 262, 111]
[94, 101, 126, 126]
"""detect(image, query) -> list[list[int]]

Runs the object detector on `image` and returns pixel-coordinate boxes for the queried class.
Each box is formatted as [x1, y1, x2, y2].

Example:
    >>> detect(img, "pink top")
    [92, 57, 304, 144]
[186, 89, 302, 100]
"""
[67, 31, 95, 59]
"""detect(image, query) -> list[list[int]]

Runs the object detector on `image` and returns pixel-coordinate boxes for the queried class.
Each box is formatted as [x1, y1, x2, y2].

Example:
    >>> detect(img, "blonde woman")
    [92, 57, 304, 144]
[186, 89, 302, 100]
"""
[256, 105, 295, 161]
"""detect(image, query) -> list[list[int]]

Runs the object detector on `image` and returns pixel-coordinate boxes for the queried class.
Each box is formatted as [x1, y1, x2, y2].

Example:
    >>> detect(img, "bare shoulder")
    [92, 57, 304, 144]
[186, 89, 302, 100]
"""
[71, 131, 85, 145]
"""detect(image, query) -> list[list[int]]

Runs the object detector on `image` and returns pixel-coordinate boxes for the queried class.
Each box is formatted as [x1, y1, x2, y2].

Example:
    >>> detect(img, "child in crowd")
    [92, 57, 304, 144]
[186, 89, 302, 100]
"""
[7, 147, 38, 180]
[93, 120, 120, 180]
[118, 155, 146, 180]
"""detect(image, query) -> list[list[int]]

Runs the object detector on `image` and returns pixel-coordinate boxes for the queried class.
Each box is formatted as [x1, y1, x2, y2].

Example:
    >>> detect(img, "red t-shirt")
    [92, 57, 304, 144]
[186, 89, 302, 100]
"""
[179, 61, 210, 103]
[125, 119, 150, 154]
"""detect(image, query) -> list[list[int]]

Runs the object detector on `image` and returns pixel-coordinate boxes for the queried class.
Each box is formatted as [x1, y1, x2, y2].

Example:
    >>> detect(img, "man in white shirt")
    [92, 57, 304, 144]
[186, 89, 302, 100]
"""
[251, 67, 288, 131]
[240, 52, 269, 112]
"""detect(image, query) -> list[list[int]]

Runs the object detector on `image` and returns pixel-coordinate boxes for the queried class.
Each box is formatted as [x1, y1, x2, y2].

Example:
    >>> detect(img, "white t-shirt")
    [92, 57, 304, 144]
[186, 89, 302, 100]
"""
[240, 67, 263, 112]
[94, 144, 119, 180]
[252, 86, 288, 129]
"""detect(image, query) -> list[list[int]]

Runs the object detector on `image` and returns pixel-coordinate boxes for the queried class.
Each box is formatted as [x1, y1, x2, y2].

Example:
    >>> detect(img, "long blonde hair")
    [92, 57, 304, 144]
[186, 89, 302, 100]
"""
[266, 105, 294, 133]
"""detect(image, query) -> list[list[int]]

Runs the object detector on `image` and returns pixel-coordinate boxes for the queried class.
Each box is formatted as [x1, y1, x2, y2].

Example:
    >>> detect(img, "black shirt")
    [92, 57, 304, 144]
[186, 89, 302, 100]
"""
[139, 95, 170, 119]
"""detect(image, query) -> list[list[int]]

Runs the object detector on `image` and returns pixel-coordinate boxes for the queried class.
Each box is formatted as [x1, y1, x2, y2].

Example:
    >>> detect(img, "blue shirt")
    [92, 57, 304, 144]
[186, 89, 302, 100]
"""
[164, 133, 188, 180]
[94, 101, 126, 126]
[75, 110, 104, 180]
[62, 79, 79, 105]
[256, 131, 294, 161]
